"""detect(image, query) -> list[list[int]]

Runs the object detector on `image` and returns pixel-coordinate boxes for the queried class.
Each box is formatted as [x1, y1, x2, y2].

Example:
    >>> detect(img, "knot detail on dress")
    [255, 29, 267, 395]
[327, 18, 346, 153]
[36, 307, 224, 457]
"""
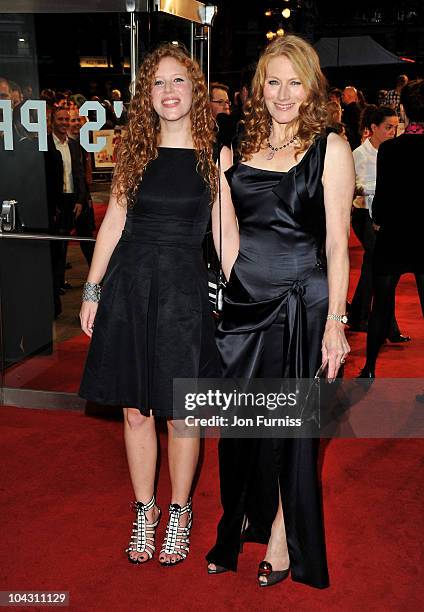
[219, 270, 310, 378]
[289, 279, 305, 297]
[285, 278, 308, 378]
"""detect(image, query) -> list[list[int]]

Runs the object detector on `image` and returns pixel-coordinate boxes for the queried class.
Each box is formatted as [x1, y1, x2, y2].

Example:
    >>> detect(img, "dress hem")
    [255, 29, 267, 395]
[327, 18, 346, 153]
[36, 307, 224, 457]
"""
[78, 392, 173, 417]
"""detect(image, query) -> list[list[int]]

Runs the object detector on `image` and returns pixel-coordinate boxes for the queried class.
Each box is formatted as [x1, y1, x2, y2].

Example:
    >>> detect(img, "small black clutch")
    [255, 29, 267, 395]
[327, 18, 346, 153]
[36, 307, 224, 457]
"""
[299, 361, 344, 428]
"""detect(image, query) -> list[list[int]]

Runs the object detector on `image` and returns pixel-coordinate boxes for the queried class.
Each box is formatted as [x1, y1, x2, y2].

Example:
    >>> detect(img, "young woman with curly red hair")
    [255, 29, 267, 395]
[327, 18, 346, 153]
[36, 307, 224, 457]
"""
[206, 35, 354, 588]
[79, 44, 219, 566]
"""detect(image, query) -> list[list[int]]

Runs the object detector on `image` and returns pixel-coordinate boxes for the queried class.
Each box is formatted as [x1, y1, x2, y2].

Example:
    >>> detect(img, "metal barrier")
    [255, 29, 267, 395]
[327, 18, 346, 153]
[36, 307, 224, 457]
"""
[0, 233, 96, 242]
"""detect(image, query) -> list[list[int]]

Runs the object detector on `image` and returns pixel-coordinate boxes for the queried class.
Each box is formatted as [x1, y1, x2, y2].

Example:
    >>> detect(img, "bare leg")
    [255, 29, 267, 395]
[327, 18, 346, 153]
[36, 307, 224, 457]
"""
[123, 408, 160, 562]
[159, 419, 200, 564]
[258, 491, 290, 585]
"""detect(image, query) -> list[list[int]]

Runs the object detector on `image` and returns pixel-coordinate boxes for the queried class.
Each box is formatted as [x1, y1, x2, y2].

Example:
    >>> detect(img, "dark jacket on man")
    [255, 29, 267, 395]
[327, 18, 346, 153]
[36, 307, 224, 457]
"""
[372, 133, 424, 275]
[343, 102, 361, 150]
[45, 134, 86, 229]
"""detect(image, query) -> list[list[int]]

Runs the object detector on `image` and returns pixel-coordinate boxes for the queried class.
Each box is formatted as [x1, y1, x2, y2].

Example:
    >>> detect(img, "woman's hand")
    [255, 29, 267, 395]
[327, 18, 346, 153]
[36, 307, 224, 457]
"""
[321, 321, 350, 380]
[80, 301, 98, 337]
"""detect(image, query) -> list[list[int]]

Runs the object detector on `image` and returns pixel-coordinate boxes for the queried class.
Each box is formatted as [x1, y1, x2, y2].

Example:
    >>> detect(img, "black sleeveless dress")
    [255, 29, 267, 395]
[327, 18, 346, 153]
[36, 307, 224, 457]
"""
[79, 148, 219, 417]
[206, 135, 330, 589]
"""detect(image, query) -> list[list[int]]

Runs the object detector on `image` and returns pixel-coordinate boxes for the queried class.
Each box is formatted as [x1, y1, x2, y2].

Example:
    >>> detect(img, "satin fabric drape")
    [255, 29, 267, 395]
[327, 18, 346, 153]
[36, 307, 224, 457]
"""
[207, 135, 330, 588]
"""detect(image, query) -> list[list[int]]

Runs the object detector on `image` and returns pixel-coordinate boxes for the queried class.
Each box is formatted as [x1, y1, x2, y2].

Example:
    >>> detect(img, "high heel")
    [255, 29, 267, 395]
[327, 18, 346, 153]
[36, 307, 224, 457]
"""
[387, 334, 412, 343]
[257, 561, 290, 587]
[358, 366, 375, 379]
[207, 514, 247, 575]
[159, 499, 193, 566]
[125, 496, 161, 564]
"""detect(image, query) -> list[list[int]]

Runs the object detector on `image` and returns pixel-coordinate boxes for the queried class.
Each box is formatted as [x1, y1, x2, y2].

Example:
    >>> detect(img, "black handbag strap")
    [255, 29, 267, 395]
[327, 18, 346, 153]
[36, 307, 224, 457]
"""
[217, 147, 223, 282]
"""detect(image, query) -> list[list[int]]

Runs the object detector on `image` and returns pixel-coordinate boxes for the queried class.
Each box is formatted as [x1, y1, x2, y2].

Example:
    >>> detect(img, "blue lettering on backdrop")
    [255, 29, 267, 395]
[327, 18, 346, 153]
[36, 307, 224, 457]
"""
[79, 101, 107, 152]
[21, 100, 48, 151]
[0, 100, 122, 153]
[0, 100, 14, 150]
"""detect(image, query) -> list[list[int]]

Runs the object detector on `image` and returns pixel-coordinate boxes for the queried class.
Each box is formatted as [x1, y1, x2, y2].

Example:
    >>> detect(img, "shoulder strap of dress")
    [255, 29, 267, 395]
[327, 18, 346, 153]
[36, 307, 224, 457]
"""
[314, 131, 330, 173]
[318, 129, 330, 148]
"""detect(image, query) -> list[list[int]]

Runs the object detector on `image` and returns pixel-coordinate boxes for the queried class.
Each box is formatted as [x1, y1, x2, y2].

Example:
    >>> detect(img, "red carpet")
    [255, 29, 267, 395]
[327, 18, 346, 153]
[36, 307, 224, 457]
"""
[345, 233, 424, 378]
[1, 408, 422, 611]
[5, 334, 90, 393]
[6, 232, 424, 391]
[1, 229, 423, 610]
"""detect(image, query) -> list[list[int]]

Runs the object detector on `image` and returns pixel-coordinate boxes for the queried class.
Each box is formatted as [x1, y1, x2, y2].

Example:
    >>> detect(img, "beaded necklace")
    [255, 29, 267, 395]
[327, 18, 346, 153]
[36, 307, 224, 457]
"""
[265, 136, 297, 160]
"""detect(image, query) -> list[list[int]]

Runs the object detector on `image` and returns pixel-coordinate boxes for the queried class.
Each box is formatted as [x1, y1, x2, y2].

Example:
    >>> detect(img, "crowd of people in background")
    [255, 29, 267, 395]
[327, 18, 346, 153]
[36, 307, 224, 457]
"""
[0, 69, 422, 377]
[0, 70, 411, 151]
[0, 77, 130, 317]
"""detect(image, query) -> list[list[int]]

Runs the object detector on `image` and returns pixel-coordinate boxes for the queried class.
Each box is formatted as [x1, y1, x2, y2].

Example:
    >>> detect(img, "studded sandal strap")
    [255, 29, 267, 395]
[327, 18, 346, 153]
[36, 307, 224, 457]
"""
[125, 495, 160, 559]
[160, 499, 193, 558]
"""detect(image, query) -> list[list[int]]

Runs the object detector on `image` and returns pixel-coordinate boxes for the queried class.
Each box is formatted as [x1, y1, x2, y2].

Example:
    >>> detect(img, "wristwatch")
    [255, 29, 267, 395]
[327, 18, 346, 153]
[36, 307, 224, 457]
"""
[326, 313, 348, 324]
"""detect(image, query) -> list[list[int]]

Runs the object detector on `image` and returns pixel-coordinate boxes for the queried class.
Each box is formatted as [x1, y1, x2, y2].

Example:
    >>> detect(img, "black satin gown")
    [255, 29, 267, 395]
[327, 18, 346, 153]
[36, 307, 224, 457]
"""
[206, 135, 330, 589]
[80, 148, 219, 417]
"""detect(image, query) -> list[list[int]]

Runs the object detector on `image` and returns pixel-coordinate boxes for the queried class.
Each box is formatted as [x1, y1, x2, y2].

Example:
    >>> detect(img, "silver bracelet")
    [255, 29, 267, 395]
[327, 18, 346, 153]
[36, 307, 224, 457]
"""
[326, 313, 348, 324]
[82, 281, 101, 302]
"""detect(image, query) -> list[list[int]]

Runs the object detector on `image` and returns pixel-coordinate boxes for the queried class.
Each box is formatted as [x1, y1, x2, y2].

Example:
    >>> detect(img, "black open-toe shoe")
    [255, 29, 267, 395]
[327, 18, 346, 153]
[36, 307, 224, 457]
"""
[207, 513, 247, 574]
[258, 561, 290, 587]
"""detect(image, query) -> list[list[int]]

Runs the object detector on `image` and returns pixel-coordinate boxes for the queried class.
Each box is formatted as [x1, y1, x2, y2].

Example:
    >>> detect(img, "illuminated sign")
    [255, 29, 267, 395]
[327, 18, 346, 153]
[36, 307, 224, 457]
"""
[79, 56, 130, 68]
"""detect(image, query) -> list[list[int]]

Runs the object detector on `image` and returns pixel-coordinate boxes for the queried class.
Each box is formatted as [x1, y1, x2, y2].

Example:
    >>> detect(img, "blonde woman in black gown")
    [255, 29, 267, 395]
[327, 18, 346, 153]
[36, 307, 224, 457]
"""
[79, 45, 218, 566]
[207, 35, 354, 588]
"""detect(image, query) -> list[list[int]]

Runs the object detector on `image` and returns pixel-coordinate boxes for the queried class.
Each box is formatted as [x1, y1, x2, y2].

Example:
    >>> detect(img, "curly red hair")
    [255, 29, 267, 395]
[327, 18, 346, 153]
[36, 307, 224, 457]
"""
[240, 35, 328, 161]
[113, 44, 217, 205]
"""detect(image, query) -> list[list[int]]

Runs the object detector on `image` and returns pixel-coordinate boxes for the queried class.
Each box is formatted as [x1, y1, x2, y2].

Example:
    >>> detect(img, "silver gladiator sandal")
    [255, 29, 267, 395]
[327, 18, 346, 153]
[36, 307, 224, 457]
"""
[159, 499, 193, 566]
[125, 495, 161, 564]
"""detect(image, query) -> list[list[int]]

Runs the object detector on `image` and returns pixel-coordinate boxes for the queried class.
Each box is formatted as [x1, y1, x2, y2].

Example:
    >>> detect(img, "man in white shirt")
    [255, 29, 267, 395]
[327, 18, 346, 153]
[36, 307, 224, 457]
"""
[45, 106, 86, 316]
[50, 107, 83, 217]
[349, 106, 409, 342]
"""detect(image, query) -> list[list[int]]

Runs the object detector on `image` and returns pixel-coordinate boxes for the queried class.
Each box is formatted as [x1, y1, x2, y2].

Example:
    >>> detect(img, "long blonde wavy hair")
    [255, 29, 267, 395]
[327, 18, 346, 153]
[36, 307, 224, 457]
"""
[240, 35, 328, 160]
[113, 44, 217, 205]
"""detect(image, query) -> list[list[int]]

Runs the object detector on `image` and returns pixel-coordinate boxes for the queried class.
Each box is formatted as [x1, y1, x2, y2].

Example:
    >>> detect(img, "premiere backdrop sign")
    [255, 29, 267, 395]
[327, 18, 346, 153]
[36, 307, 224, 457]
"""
[0, 99, 125, 156]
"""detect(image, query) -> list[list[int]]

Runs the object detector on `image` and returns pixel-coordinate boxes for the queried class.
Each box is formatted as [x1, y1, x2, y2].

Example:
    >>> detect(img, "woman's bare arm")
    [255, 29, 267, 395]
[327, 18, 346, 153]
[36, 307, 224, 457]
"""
[86, 191, 127, 284]
[211, 146, 239, 280]
[80, 190, 127, 336]
[322, 132, 355, 378]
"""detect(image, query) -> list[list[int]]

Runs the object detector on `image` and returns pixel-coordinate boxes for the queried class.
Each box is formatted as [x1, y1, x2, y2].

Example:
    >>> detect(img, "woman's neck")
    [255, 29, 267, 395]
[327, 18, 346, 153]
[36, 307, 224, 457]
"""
[369, 135, 381, 150]
[269, 120, 295, 145]
[157, 117, 193, 148]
